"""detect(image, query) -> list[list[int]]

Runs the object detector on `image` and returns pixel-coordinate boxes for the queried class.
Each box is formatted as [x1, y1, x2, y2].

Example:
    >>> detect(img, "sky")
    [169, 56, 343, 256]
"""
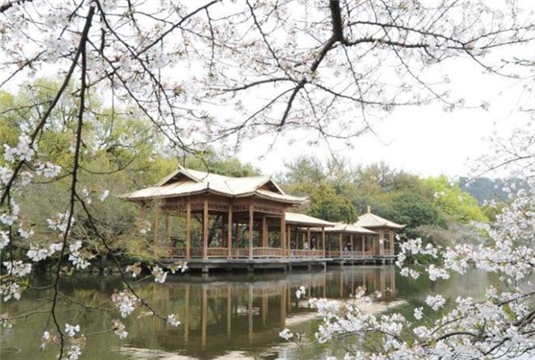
[236, 55, 533, 179]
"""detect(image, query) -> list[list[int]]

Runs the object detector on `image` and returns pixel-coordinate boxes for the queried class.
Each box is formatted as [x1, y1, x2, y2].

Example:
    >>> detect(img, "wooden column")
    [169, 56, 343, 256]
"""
[350, 234, 354, 255]
[227, 205, 233, 259]
[339, 233, 343, 257]
[203, 198, 208, 260]
[379, 229, 384, 256]
[286, 225, 291, 257]
[262, 216, 268, 247]
[186, 201, 191, 259]
[307, 228, 311, 249]
[248, 203, 254, 259]
[322, 228, 326, 257]
[361, 234, 365, 255]
[280, 211, 286, 258]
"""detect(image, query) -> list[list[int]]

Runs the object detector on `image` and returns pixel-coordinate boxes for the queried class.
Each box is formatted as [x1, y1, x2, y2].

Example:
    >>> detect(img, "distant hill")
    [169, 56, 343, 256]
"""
[459, 177, 527, 204]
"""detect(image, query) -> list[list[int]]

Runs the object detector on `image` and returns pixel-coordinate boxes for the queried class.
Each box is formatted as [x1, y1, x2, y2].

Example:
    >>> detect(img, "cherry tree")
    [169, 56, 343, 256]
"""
[1, 0, 534, 359]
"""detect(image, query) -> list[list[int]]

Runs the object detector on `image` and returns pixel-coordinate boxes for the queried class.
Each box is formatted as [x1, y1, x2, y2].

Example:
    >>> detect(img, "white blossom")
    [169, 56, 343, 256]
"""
[414, 307, 424, 320]
[99, 190, 109, 202]
[3, 261, 32, 277]
[425, 295, 446, 311]
[0, 231, 9, 250]
[152, 266, 168, 283]
[295, 286, 306, 299]
[67, 345, 82, 360]
[166, 314, 180, 327]
[111, 319, 128, 339]
[65, 323, 80, 337]
[279, 328, 294, 340]
[111, 291, 139, 318]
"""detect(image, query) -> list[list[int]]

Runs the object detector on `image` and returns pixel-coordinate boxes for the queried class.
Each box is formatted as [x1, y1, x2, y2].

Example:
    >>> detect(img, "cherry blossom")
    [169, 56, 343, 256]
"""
[166, 314, 180, 327]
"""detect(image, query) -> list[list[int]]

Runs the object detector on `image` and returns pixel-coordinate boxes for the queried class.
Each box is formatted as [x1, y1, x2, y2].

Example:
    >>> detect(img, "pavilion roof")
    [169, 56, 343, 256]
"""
[324, 223, 377, 235]
[285, 212, 336, 228]
[354, 207, 405, 229]
[121, 166, 307, 204]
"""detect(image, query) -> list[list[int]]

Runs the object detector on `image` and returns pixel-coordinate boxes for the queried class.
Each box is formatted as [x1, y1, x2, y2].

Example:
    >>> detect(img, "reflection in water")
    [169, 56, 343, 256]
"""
[1, 266, 497, 360]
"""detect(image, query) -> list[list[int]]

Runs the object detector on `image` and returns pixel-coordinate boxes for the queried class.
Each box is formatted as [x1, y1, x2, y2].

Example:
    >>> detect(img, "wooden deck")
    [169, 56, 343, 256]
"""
[162, 247, 395, 273]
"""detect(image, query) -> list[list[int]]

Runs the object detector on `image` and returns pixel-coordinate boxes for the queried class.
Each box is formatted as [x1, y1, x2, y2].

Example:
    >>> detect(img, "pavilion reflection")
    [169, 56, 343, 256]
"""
[131, 266, 397, 359]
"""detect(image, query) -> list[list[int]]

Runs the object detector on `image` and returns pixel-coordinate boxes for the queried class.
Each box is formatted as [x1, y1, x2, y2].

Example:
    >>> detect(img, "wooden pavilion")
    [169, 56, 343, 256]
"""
[324, 223, 377, 259]
[354, 207, 405, 258]
[122, 167, 404, 271]
[122, 166, 334, 261]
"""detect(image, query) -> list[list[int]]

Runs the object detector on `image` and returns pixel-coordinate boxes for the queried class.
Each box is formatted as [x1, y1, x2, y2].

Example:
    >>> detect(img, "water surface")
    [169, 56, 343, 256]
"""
[1, 266, 498, 359]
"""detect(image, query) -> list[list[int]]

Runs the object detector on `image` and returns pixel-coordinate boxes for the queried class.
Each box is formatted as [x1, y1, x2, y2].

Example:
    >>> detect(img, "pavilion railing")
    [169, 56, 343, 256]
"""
[290, 249, 324, 258]
[363, 250, 375, 258]
[232, 248, 250, 259]
[382, 248, 395, 257]
[252, 247, 285, 258]
[325, 250, 377, 259]
[326, 250, 341, 258]
[169, 248, 186, 258]
[168, 247, 388, 259]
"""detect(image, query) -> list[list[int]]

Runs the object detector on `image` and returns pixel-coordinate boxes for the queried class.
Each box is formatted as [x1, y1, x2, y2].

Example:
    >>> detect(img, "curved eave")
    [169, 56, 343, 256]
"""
[361, 224, 406, 230]
[286, 221, 335, 228]
[119, 189, 306, 205]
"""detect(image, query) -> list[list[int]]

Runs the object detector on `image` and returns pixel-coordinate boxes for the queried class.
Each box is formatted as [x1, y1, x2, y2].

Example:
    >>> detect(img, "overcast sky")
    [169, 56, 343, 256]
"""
[237, 55, 532, 178]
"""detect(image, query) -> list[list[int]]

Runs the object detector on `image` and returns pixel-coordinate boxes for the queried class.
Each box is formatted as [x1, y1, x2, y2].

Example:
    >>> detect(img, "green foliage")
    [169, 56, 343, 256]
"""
[280, 156, 490, 248]
[390, 193, 446, 229]
[425, 176, 488, 223]
[308, 181, 358, 223]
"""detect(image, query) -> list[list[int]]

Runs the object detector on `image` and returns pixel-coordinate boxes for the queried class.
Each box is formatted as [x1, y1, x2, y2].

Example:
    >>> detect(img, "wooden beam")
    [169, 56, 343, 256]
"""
[203, 198, 208, 260]
[248, 203, 254, 259]
[186, 201, 191, 259]
[227, 205, 233, 259]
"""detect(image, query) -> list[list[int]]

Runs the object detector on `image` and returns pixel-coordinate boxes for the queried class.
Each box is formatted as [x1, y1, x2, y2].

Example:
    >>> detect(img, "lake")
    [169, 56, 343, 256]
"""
[0, 266, 500, 359]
